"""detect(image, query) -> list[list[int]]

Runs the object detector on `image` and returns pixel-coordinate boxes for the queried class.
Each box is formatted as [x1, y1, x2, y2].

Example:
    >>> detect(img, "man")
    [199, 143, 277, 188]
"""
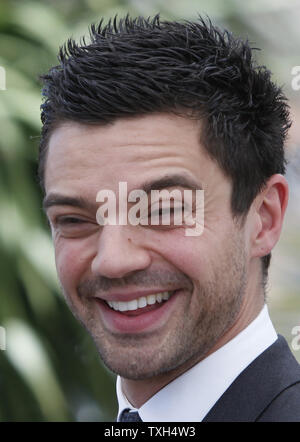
[38, 15, 300, 421]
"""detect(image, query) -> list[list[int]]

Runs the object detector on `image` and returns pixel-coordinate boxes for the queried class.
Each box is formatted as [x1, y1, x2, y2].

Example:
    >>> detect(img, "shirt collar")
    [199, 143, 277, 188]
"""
[116, 304, 278, 422]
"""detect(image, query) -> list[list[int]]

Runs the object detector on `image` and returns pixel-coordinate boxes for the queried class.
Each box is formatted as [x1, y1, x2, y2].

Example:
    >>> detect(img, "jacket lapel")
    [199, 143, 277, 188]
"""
[202, 335, 300, 422]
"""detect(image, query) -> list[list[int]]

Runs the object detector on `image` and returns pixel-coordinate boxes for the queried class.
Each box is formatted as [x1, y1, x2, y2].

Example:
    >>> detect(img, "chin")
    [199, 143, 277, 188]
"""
[92, 334, 199, 381]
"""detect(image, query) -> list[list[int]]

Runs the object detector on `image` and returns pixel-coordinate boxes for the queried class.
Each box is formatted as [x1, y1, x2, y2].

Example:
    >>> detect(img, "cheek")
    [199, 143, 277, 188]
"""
[152, 227, 230, 285]
[54, 239, 91, 292]
[153, 232, 207, 280]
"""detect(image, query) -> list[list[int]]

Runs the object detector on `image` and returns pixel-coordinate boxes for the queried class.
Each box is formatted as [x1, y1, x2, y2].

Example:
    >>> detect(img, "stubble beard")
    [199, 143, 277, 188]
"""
[78, 237, 248, 381]
[60, 222, 248, 381]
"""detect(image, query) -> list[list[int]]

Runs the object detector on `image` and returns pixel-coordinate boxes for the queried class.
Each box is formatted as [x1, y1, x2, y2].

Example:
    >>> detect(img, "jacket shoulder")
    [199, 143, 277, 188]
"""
[256, 382, 300, 422]
[203, 335, 300, 422]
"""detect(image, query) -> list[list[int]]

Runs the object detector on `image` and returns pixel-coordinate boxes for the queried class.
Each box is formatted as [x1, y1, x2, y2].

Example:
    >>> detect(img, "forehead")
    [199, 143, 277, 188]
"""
[44, 113, 227, 196]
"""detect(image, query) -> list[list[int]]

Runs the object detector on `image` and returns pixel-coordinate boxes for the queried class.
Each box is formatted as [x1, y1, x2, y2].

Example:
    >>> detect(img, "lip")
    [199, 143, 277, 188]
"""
[94, 289, 181, 334]
[94, 287, 179, 303]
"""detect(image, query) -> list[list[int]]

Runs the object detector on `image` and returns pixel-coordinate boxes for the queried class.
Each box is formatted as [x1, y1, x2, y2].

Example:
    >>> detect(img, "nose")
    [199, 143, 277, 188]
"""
[91, 225, 151, 279]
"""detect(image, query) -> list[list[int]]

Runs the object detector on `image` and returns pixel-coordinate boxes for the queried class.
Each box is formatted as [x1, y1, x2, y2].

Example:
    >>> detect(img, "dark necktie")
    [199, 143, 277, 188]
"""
[119, 408, 143, 422]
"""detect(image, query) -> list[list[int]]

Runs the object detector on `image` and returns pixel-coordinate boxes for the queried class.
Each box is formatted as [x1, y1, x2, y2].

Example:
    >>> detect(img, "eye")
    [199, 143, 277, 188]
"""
[57, 216, 85, 225]
[150, 205, 183, 217]
[53, 216, 98, 238]
[148, 202, 186, 227]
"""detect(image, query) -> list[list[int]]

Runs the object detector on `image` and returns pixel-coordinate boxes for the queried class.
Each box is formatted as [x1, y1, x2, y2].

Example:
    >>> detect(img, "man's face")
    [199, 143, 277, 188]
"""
[44, 113, 252, 380]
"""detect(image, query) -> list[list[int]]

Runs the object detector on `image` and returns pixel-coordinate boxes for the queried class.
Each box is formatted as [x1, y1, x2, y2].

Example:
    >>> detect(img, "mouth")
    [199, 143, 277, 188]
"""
[94, 289, 180, 334]
[105, 290, 175, 316]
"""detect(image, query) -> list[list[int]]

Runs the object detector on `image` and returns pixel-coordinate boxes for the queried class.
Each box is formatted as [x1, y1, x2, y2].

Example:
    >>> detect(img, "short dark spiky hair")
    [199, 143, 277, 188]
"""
[39, 14, 291, 278]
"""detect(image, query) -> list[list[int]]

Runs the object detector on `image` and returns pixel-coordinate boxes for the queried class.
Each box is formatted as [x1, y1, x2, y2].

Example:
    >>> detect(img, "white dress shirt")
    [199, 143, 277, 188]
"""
[116, 304, 278, 422]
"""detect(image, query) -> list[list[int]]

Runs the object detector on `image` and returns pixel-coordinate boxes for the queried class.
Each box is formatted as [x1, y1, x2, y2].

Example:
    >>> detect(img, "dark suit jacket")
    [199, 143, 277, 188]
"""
[203, 335, 300, 422]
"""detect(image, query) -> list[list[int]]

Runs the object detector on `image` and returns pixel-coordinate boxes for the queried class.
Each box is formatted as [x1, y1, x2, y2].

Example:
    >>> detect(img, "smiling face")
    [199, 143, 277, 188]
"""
[44, 113, 263, 383]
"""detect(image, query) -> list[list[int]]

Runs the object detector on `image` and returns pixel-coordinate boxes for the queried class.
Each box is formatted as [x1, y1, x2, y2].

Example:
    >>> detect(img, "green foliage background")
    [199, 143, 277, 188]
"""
[0, 0, 299, 421]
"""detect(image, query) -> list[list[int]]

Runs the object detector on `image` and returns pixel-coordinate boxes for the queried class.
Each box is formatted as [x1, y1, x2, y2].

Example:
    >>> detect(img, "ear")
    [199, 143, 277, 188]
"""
[250, 174, 289, 259]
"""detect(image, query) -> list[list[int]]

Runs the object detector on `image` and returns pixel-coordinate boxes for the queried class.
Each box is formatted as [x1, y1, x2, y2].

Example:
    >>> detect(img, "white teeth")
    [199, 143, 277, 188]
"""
[156, 293, 162, 303]
[147, 294, 156, 305]
[107, 291, 174, 312]
[138, 297, 147, 308]
[127, 299, 138, 311]
[162, 292, 170, 300]
[118, 302, 128, 312]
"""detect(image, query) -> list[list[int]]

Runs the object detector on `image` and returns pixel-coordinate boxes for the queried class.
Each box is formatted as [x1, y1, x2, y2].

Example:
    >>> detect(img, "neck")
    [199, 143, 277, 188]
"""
[121, 276, 265, 408]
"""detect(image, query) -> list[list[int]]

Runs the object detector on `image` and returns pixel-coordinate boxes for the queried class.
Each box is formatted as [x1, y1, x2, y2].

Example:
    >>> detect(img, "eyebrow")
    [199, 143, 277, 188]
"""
[141, 174, 202, 194]
[43, 174, 202, 212]
[43, 194, 97, 212]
